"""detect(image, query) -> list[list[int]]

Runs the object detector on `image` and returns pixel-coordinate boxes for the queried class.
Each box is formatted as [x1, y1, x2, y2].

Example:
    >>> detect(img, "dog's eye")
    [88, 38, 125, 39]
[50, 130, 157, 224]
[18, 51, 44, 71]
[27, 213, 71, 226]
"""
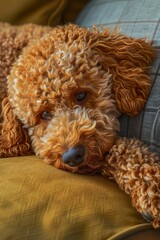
[76, 92, 87, 102]
[41, 111, 52, 120]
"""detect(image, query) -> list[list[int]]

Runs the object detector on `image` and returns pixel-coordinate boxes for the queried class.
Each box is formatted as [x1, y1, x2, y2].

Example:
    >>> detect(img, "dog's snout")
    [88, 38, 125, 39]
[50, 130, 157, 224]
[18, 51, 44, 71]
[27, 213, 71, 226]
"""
[62, 144, 86, 166]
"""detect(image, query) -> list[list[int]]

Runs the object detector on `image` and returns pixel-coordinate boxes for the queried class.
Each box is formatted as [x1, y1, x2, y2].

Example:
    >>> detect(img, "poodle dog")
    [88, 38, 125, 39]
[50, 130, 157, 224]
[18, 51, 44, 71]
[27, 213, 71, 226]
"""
[0, 23, 160, 228]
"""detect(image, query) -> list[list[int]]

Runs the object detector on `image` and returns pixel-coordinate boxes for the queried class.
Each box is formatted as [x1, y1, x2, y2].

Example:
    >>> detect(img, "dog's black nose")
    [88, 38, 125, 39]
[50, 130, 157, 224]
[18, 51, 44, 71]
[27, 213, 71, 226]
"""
[62, 144, 86, 166]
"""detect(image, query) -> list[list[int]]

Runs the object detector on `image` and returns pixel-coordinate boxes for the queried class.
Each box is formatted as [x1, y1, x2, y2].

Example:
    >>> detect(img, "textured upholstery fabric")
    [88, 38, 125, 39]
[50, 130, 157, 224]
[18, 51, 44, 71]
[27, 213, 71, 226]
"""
[0, 156, 146, 240]
[76, 0, 160, 155]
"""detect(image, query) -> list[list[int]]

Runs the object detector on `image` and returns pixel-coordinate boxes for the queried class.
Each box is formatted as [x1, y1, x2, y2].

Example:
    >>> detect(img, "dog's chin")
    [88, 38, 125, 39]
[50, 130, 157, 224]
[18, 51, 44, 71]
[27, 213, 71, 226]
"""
[43, 154, 104, 174]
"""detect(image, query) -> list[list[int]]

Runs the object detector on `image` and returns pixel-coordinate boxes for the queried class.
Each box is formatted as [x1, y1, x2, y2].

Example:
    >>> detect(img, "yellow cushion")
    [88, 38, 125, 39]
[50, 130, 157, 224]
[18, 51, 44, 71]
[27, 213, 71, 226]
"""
[0, 0, 68, 25]
[0, 156, 148, 239]
[0, 0, 88, 26]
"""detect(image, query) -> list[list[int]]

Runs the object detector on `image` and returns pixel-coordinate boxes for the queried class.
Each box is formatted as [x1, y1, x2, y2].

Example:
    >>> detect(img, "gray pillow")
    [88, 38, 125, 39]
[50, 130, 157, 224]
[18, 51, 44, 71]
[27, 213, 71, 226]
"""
[76, 0, 160, 154]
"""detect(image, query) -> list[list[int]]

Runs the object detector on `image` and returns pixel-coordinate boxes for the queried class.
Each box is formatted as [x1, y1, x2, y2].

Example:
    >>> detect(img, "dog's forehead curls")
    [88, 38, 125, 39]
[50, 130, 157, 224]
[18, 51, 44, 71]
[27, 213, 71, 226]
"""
[10, 25, 113, 109]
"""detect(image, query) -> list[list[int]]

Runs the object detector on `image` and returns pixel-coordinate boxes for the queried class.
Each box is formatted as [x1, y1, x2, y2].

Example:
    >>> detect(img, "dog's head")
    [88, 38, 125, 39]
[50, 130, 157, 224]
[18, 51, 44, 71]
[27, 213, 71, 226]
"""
[1, 24, 155, 174]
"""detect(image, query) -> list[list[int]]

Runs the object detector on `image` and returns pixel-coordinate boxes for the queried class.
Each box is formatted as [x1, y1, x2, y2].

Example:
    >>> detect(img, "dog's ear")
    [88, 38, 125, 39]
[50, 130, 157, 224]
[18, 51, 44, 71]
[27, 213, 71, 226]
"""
[91, 28, 155, 116]
[0, 98, 32, 157]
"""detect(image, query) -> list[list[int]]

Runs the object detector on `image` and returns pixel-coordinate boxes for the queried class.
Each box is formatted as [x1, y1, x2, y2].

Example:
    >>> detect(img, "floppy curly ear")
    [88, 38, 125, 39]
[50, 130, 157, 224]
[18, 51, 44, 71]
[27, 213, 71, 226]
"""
[0, 98, 32, 157]
[92, 28, 156, 116]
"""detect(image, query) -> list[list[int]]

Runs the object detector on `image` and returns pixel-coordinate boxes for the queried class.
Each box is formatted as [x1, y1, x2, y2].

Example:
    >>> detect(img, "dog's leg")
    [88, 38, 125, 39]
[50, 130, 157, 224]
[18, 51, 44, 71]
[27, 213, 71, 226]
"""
[101, 137, 160, 228]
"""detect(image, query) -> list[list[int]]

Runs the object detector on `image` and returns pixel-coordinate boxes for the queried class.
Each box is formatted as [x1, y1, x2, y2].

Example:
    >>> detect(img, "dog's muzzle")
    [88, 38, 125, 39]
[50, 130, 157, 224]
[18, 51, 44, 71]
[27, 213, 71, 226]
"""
[62, 144, 86, 166]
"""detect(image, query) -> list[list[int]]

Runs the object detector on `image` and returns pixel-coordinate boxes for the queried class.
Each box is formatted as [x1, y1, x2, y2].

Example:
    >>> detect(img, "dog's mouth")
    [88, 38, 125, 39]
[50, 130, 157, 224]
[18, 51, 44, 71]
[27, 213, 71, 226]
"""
[43, 143, 108, 174]
[60, 143, 107, 174]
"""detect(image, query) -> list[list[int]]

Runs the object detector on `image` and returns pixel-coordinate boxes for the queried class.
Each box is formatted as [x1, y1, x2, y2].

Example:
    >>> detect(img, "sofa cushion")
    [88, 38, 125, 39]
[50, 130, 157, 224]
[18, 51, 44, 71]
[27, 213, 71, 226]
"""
[0, 0, 88, 26]
[0, 156, 147, 240]
[76, 0, 160, 155]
